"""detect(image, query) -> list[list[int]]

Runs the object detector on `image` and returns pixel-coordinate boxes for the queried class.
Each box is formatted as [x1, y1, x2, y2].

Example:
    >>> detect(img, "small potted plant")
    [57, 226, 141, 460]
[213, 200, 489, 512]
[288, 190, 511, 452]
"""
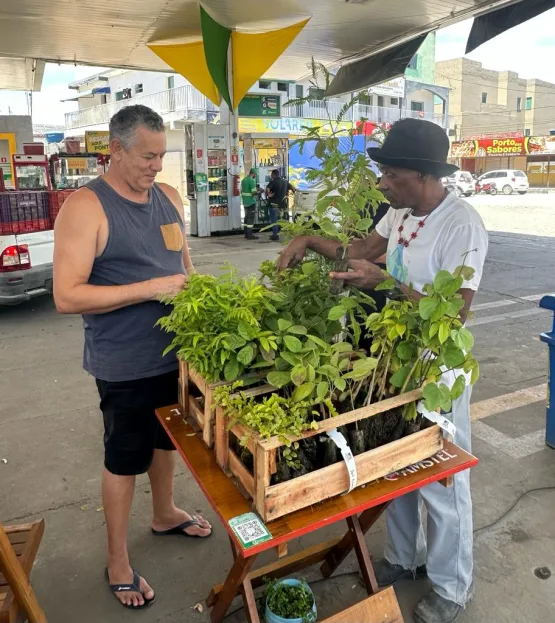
[265, 578, 317, 623]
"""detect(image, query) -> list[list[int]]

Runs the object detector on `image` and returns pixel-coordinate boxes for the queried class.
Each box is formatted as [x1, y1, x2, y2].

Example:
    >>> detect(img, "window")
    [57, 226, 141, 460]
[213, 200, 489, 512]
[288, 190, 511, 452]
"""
[526, 96, 533, 110]
[377, 95, 384, 108]
[135, 84, 143, 94]
[408, 54, 418, 70]
[390, 97, 399, 106]
[259, 80, 272, 89]
[358, 93, 372, 106]
[410, 101, 424, 112]
[308, 87, 325, 100]
[167, 76, 174, 90]
[481, 92, 488, 104]
[517, 97, 522, 112]
[277, 82, 288, 92]
[524, 128, 531, 137]
[514, 171, 526, 177]
[115, 91, 124, 101]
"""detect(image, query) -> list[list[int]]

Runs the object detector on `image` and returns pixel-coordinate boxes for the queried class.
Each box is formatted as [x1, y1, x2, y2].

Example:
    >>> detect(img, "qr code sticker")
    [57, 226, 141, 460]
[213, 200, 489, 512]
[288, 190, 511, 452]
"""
[235, 519, 266, 544]
[229, 512, 272, 548]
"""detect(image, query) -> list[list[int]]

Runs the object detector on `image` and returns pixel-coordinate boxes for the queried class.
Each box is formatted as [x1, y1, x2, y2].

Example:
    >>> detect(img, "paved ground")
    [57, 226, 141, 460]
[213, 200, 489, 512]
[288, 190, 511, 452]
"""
[1, 193, 554, 622]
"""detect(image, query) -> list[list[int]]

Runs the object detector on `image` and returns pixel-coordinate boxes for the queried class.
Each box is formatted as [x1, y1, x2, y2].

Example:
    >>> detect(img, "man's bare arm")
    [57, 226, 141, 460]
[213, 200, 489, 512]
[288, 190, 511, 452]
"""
[158, 183, 196, 274]
[278, 230, 388, 270]
[54, 190, 185, 315]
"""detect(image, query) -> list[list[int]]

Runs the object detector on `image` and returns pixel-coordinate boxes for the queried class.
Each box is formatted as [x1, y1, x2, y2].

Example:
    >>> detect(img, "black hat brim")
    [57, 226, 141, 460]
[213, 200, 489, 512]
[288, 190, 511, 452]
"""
[367, 147, 459, 177]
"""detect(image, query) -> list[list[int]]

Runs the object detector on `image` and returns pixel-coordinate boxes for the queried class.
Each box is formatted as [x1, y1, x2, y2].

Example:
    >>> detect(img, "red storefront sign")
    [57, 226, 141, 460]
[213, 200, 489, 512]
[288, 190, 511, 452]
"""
[451, 136, 555, 158]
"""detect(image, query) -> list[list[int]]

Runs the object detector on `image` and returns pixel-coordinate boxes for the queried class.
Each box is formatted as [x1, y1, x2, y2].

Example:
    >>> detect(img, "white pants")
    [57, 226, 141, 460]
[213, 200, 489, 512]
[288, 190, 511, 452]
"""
[384, 385, 473, 606]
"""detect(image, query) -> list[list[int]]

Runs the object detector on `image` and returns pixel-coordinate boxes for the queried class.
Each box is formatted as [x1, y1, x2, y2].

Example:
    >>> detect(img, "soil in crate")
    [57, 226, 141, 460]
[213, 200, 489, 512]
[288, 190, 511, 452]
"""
[240, 407, 427, 485]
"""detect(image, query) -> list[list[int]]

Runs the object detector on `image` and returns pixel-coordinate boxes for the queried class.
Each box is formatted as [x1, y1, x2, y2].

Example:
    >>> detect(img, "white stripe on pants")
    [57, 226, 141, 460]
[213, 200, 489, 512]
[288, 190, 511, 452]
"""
[384, 385, 473, 606]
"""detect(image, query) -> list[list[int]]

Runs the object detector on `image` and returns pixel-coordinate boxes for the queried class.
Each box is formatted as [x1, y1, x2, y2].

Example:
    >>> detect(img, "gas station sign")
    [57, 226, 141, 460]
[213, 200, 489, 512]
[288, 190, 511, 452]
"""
[238, 94, 281, 118]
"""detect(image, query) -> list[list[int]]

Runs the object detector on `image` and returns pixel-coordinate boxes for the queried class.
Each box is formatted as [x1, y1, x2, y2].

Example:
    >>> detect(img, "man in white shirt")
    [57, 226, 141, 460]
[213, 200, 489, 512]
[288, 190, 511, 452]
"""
[278, 118, 488, 623]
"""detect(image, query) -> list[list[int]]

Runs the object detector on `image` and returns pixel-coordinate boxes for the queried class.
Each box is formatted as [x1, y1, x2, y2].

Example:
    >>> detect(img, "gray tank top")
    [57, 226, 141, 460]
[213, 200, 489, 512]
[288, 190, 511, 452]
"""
[83, 177, 185, 382]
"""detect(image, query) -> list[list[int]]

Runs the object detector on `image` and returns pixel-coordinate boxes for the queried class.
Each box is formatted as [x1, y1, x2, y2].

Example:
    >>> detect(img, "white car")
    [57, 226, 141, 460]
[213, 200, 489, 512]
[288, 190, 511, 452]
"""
[477, 170, 529, 195]
[441, 171, 475, 197]
[0, 230, 54, 305]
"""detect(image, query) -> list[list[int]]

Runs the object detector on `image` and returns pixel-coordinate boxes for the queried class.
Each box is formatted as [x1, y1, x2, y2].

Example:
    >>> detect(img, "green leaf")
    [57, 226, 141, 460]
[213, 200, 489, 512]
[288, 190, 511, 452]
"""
[395, 323, 406, 337]
[281, 352, 301, 367]
[314, 140, 325, 159]
[284, 335, 303, 353]
[450, 375, 466, 400]
[447, 298, 465, 318]
[301, 262, 317, 276]
[306, 364, 316, 382]
[278, 318, 292, 332]
[438, 384, 452, 412]
[454, 265, 475, 281]
[320, 219, 338, 236]
[224, 358, 240, 381]
[226, 334, 247, 350]
[419, 298, 439, 320]
[471, 361, 480, 384]
[307, 335, 331, 350]
[237, 344, 256, 365]
[356, 217, 373, 231]
[438, 323, 450, 344]
[293, 382, 316, 402]
[396, 341, 415, 361]
[316, 381, 328, 401]
[390, 365, 411, 388]
[334, 377, 346, 392]
[318, 364, 340, 379]
[331, 342, 352, 353]
[433, 270, 454, 292]
[290, 364, 307, 386]
[431, 301, 450, 322]
[429, 322, 439, 339]
[288, 325, 308, 335]
[267, 371, 292, 388]
[443, 343, 466, 368]
[250, 359, 275, 369]
[442, 276, 464, 297]
[328, 306, 347, 321]
[423, 383, 440, 412]
[238, 322, 256, 341]
[451, 327, 474, 351]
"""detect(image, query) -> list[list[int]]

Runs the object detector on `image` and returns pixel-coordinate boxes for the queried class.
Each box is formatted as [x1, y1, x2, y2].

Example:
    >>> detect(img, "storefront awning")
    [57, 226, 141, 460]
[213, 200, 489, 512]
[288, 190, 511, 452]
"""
[466, 0, 555, 54]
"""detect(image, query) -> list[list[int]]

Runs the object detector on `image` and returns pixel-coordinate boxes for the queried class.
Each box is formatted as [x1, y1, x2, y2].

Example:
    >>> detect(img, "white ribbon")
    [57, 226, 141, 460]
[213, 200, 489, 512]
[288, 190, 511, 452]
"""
[326, 428, 358, 493]
[417, 401, 457, 442]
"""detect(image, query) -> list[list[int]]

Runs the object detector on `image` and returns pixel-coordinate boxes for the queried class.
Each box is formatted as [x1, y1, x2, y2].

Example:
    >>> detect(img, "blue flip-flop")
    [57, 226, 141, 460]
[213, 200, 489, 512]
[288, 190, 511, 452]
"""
[105, 568, 155, 609]
[151, 517, 212, 539]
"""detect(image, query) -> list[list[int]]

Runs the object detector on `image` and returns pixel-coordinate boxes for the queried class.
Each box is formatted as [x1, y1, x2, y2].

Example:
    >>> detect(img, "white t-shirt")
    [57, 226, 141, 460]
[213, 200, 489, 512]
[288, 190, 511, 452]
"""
[375, 192, 488, 294]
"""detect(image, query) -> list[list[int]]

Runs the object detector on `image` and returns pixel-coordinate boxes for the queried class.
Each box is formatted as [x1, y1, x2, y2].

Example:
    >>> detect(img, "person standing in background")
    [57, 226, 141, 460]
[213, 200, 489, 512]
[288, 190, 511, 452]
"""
[266, 169, 296, 242]
[241, 168, 259, 240]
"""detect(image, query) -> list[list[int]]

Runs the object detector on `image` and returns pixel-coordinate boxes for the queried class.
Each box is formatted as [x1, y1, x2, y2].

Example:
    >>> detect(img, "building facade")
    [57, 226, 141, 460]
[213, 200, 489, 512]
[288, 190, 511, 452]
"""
[435, 58, 555, 139]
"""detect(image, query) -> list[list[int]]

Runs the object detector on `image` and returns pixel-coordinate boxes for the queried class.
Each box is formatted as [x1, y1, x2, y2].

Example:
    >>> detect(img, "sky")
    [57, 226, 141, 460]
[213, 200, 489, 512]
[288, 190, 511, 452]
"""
[0, 7, 554, 126]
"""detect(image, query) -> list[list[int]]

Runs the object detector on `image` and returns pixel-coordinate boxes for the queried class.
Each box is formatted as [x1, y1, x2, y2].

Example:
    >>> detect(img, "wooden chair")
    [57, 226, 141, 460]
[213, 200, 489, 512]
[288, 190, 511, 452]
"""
[0, 520, 47, 623]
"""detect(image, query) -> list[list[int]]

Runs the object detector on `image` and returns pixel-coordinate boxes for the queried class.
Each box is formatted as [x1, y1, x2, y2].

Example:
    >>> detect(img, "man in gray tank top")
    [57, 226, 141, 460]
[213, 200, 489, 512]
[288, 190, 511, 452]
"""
[53, 105, 212, 610]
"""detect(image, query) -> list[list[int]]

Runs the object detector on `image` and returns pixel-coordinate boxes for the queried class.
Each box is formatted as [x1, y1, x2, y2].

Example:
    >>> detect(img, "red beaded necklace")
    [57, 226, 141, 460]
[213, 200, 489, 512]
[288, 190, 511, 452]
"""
[397, 211, 431, 247]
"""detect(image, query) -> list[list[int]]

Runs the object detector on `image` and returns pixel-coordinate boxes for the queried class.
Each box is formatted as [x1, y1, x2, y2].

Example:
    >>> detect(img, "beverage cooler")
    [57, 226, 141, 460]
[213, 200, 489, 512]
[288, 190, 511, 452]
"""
[186, 123, 241, 237]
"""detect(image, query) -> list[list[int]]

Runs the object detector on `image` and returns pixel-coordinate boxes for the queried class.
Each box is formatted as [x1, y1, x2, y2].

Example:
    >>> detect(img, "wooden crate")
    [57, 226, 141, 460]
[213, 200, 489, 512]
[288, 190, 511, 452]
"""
[178, 359, 267, 448]
[215, 387, 443, 522]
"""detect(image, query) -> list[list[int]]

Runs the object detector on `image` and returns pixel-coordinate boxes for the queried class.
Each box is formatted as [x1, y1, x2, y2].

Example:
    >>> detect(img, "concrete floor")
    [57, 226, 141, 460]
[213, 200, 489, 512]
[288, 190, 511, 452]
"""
[1, 193, 554, 622]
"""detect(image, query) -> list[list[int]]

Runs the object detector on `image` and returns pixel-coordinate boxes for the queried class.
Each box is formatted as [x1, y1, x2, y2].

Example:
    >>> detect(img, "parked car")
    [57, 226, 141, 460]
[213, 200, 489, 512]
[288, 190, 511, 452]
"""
[476, 170, 529, 195]
[441, 171, 475, 197]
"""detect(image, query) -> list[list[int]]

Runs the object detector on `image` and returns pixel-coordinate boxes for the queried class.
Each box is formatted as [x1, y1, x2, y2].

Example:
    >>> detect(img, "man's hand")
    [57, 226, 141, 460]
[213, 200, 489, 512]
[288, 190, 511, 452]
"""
[149, 274, 188, 300]
[330, 259, 387, 289]
[278, 237, 308, 271]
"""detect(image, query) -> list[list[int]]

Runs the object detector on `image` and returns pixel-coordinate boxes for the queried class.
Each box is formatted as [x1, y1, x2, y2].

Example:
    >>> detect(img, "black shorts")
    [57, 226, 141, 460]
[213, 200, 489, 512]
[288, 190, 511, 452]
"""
[96, 370, 178, 476]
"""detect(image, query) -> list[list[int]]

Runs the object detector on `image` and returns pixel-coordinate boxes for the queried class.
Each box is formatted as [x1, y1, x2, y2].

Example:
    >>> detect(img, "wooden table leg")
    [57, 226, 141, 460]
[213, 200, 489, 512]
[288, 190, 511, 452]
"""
[209, 549, 258, 623]
[320, 502, 389, 580]
[346, 514, 379, 594]
[228, 539, 260, 623]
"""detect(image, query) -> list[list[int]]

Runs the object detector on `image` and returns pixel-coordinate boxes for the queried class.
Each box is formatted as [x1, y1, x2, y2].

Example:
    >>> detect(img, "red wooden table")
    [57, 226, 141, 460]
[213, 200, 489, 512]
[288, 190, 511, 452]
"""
[157, 405, 478, 623]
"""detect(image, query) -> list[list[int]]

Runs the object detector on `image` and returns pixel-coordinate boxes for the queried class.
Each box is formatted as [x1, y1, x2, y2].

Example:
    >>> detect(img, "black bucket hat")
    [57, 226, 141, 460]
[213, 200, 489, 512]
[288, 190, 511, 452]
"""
[367, 118, 459, 177]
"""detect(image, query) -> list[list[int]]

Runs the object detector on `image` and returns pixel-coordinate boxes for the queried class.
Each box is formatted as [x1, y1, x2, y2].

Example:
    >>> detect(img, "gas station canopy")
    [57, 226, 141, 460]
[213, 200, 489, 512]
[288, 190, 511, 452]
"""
[0, 0, 552, 93]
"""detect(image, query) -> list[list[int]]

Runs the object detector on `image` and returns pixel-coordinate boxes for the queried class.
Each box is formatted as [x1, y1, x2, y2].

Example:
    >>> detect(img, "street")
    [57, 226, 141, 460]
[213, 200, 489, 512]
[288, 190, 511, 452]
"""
[1, 193, 554, 622]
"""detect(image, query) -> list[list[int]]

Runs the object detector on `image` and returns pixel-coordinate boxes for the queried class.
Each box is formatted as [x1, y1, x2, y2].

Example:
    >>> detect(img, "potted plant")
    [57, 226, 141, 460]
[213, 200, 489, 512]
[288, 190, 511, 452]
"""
[265, 578, 317, 623]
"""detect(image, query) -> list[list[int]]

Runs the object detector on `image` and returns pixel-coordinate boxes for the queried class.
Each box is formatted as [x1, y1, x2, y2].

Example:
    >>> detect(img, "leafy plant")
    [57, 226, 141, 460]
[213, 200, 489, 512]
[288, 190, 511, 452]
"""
[365, 262, 479, 419]
[265, 578, 316, 622]
[157, 264, 279, 382]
